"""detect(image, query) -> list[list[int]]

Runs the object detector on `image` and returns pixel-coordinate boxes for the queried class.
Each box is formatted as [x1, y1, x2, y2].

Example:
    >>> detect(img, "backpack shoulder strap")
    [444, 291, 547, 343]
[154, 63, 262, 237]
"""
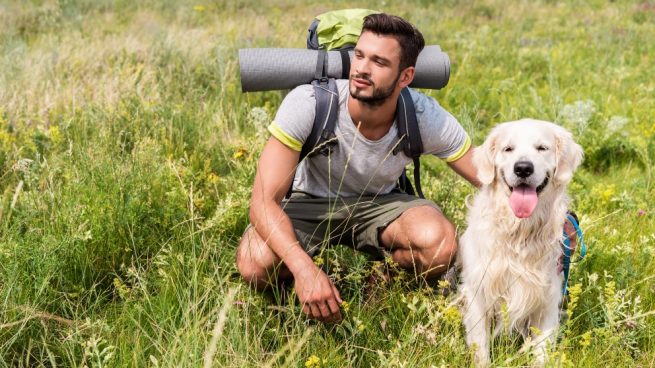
[286, 78, 339, 198]
[286, 46, 340, 198]
[300, 78, 339, 161]
[395, 87, 425, 198]
[397, 87, 423, 157]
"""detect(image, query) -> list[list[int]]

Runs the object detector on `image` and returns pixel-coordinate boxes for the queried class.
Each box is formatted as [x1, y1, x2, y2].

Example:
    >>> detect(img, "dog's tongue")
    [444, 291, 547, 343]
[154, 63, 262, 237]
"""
[509, 185, 538, 218]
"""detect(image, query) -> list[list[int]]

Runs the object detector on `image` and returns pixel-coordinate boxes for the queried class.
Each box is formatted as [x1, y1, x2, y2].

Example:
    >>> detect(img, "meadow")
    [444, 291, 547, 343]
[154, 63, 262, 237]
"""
[0, 0, 654, 366]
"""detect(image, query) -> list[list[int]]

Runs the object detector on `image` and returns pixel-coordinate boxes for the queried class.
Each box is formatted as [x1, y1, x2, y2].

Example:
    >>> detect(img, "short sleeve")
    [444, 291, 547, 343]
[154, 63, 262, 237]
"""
[267, 85, 316, 152]
[411, 89, 471, 162]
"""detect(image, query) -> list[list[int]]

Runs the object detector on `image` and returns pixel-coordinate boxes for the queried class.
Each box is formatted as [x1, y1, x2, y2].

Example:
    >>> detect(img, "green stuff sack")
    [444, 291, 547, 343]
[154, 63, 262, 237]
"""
[307, 9, 379, 50]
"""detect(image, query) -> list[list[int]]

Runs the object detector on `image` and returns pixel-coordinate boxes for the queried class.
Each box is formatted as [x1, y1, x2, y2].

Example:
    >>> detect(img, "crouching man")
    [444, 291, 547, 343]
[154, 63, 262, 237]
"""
[236, 13, 479, 323]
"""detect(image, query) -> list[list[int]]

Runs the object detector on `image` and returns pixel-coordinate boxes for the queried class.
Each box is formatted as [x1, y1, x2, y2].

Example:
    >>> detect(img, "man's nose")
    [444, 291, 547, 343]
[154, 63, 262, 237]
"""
[353, 60, 370, 75]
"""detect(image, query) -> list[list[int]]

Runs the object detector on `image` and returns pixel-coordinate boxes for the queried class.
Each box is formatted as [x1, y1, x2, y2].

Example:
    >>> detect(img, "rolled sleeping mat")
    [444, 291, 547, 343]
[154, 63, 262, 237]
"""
[239, 45, 450, 92]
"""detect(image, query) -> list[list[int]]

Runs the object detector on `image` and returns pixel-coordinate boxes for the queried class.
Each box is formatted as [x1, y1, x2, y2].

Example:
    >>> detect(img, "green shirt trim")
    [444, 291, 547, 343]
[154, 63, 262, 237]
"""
[444, 135, 471, 162]
[268, 121, 302, 152]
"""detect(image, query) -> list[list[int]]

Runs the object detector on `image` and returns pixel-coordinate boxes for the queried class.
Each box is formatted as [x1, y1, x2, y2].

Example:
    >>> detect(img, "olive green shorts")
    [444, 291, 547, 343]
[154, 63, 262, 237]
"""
[281, 192, 441, 260]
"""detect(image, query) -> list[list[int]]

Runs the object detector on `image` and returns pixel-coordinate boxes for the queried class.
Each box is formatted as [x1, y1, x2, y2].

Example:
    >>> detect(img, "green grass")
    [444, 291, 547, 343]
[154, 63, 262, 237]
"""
[0, 0, 654, 367]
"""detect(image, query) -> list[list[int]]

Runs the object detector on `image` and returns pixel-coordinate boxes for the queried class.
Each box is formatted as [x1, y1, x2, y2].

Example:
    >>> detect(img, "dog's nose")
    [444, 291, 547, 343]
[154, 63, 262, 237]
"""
[514, 161, 534, 178]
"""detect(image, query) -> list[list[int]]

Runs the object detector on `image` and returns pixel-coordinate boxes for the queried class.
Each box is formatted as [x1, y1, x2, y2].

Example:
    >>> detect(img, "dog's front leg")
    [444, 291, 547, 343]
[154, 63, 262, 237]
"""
[529, 295, 561, 366]
[463, 290, 491, 367]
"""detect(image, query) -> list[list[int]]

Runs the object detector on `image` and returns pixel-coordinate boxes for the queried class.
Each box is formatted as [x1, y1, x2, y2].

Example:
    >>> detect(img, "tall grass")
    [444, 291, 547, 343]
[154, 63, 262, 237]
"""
[0, 0, 653, 366]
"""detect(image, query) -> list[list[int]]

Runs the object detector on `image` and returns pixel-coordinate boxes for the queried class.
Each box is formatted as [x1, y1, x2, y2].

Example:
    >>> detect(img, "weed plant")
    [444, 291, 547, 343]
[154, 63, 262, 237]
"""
[0, 0, 653, 367]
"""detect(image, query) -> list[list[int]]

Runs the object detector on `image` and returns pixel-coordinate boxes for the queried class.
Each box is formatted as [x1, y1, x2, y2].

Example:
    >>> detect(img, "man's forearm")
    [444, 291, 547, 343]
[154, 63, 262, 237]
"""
[249, 200, 314, 274]
[447, 146, 482, 188]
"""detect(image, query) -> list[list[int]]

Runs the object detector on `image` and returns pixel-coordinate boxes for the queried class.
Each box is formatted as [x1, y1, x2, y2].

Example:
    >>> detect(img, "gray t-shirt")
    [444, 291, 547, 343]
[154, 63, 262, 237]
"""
[268, 80, 470, 198]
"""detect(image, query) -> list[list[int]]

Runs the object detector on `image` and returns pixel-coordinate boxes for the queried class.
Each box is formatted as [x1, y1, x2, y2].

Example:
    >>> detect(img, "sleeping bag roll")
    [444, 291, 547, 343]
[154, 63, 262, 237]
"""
[239, 45, 450, 92]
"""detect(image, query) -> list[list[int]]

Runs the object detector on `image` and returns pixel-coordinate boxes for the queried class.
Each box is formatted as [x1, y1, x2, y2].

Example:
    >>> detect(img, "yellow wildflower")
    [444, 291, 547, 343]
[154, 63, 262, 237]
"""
[49, 125, 64, 146]
[601, 184, 616, 202]
[304, 354, 323, 368]
[568, 283, 583, 309]
[442, 306, 461, 325]
[354, 318, 366, 332]
[437, 279, 450, 290]
[603, 280, 616, 302]
[340, 301, 350, 312]
[207, 173, 220, 185]
[232, 148, 247, 159]
[529, 326, 543, 336]
[193, 5, 205, 12]
[0, 130, 15, 150]
[580, 330, 592, 349]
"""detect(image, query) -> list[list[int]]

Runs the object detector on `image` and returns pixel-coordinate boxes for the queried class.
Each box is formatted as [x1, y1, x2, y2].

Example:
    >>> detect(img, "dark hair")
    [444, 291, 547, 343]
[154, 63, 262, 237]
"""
[361, 13, 425, 70]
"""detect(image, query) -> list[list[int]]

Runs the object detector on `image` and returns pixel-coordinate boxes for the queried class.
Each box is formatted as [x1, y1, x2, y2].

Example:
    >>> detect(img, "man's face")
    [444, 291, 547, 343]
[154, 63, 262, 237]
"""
[349, 31, 403, 106]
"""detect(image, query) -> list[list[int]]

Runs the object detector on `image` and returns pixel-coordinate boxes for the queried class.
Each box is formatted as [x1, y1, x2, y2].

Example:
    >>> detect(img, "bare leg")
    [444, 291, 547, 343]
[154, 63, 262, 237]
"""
[236, 226, 291, 290]
[380, 205, 457, 279]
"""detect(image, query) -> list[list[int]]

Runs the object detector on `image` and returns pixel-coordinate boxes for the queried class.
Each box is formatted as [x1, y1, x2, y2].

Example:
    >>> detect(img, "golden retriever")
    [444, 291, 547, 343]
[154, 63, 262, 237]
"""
[458, 119, 583, 366]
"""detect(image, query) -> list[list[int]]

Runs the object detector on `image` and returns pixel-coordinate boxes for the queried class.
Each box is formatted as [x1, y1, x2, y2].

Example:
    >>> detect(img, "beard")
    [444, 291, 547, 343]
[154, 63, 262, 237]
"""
[349, 72, 400, 107]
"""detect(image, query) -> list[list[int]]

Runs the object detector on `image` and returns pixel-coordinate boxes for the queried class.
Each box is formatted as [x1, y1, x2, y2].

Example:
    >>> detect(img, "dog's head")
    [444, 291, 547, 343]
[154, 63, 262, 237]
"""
[473, 119, 583, 218]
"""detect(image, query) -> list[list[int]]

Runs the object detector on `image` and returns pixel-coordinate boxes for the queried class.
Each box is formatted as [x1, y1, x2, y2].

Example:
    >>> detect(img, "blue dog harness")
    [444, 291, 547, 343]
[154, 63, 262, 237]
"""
[562, 213, 587, 295]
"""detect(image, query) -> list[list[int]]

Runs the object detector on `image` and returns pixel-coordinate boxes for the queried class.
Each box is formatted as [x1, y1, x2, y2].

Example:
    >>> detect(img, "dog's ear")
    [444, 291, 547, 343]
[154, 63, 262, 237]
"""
[554, 125, 584, 184]
[473, 128, 498, 186]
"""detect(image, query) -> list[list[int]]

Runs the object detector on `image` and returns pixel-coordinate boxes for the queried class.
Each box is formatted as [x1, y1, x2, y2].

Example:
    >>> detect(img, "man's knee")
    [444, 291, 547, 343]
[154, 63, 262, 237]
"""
[236, 227, 278, 288]
[406, 215, 457, 272]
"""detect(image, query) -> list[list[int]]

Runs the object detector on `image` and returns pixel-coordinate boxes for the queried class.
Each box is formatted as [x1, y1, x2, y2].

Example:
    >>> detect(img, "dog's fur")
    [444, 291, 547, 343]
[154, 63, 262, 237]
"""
[458, 119, 583, 366]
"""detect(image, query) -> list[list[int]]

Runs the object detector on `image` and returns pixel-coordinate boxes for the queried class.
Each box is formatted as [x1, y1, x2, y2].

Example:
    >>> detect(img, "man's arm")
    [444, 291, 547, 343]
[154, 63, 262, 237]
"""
[447, 145, 481, 188]
[250, 136, 342, 322]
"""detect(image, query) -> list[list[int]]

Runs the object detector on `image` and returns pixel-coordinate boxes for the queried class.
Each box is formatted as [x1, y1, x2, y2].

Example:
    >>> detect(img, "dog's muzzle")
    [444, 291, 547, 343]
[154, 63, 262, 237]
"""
[514, 161, 534, 178]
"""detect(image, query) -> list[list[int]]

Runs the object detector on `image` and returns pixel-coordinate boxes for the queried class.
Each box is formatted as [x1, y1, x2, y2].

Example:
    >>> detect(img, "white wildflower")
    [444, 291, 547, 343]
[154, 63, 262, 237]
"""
[605, 115, 629, 137]
[248, 107, 270, 143]
[11, 158, 34, 173]
[559, 100, 596, 134]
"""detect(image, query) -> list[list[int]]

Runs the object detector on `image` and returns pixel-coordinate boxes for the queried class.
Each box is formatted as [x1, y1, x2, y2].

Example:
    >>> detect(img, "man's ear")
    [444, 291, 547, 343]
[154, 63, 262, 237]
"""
[553, 125, 584, 184]
[398, 66, 415, 88]
[473, 129, 498, 186]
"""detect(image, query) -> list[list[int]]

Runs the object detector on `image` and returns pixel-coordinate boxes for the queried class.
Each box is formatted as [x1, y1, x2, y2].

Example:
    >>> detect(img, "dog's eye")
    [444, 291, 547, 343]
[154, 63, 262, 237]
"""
[503, 146, 514, 153]
[537, 145, 549, 151]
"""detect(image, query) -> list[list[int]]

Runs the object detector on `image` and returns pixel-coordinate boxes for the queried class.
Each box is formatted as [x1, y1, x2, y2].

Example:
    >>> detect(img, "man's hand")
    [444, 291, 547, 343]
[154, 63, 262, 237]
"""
[558, 219, 578, 272]
[293, 263, 343, 323]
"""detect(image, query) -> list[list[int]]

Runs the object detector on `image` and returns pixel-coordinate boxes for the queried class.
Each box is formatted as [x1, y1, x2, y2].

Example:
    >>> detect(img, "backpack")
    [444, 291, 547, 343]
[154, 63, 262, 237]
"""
[295, 9, 426, 198]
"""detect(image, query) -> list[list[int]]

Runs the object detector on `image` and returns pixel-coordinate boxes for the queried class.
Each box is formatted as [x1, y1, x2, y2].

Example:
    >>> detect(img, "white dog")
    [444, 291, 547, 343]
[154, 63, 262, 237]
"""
[458, 119, 583, 366]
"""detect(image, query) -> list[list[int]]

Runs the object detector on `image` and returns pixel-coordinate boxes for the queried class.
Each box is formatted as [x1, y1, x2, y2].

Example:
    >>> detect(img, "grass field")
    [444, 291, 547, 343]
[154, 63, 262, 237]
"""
[0, 0, 654, 367]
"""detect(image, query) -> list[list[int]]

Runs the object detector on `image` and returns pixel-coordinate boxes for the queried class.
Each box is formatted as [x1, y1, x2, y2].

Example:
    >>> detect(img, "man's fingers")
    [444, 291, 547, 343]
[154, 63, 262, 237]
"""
[302, 304, 311, 317]
[331, 283, 343, 304]
[317, 301, 331, 320]
[326, 298, 342, 322]
[308, 303, 322, 320]
[564, 220, 578, 251]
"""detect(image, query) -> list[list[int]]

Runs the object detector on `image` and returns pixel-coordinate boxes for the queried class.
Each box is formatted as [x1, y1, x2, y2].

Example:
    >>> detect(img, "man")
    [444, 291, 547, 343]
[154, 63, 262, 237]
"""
[237, 13, 477, 323]
[236, 13, 576, 323]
